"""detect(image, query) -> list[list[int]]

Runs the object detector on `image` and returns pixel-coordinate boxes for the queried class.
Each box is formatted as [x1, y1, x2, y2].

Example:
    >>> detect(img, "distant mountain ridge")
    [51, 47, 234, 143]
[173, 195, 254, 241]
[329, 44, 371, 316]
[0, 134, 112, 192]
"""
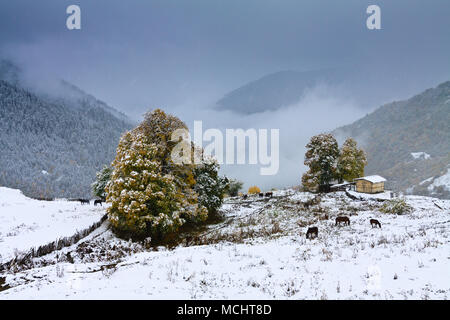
[216, 69, 340, 114]
[0, 60, 133, 125]
[0, 61, 132, 198]
[45, 80, 132, 124]
[215, 67, 446, 115]
[333, 81, 450, 198]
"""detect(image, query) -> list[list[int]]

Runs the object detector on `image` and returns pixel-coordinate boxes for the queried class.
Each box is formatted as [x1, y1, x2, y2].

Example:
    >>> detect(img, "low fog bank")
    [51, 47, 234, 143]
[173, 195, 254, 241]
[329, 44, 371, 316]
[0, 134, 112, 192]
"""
[169, 84, 365, 192]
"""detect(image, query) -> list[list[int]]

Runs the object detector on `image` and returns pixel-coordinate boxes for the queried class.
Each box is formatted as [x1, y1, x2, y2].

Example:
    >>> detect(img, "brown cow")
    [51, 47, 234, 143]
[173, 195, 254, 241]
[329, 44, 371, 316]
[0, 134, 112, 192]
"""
[265, 192, 273, 198]
[335, 216, 350, 226]
[370, 219, 382, 228]
[258, 193, 264, 198]
[306, 227, 318, 239]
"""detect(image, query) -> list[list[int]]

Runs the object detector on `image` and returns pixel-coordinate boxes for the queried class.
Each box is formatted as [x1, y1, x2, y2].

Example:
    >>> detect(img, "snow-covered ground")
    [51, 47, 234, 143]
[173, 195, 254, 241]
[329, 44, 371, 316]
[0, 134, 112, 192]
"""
[411, 152, 431, 160]
[0, 187, 106, 264]
[1, 188, 449, 299]
[428, 168, 450, 192]
[347, 190, 394, 201]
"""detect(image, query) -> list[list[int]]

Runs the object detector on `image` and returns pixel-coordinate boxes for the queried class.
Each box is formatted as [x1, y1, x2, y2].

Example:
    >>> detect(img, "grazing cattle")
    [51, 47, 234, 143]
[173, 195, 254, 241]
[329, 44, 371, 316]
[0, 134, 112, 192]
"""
[265, 192, 273, 198]
[306, 227, 318, 239]
[370, 219, 382, 228]
[242, 194, 248, 200]
[335, 216, 350, 226]
[35, 197, 54, 201]
[79, 199, 90, 205]
[94, 199, 103, 206]
[258, 193, 264, 198]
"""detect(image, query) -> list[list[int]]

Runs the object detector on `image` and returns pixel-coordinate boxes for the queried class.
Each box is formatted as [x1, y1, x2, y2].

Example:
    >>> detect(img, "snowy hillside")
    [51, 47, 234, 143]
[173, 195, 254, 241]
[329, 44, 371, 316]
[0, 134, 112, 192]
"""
[1, 188, 449, 299]
[427, 168, 450, 193]
[334, 81, 450, 199]
[0, 187, 106, 265]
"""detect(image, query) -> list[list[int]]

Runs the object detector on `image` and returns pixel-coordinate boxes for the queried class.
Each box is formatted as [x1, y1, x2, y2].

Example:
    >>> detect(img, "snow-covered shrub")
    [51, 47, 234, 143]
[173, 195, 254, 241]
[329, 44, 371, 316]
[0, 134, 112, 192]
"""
[91, 165, 112, 200]
[248, 186, 261, 194]
[193, 157, 229, 214]
[380, 198, 413, 215]
[227, 179, 243, 197]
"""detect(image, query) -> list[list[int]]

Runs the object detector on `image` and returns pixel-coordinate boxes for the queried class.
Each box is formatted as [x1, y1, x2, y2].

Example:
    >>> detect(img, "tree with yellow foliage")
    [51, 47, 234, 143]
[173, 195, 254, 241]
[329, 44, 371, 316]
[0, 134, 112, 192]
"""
[336, 138, 367, 183]
[106, 109, 208, 240]
[248, 185, 261, 194]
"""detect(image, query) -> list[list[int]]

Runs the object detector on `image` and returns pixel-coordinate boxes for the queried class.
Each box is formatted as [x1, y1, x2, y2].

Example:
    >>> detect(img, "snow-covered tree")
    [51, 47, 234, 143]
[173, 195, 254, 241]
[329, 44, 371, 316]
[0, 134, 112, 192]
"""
[227, 179, 244, 197]
[106, 131, 189, 239]
[302, 133, 339, 192]
[336, 138, 367, 183]
[91, 165, 112, 200]
[106, 109, 209, 240]
[301, 170, 319, 192]
[193, 156, 229, 214]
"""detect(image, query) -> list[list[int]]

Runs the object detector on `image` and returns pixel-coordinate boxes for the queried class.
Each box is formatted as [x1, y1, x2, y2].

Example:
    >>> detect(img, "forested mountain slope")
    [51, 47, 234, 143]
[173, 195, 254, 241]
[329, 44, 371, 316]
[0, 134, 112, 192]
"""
[334, 81, 450, 198]
[0, 80, 131, 198]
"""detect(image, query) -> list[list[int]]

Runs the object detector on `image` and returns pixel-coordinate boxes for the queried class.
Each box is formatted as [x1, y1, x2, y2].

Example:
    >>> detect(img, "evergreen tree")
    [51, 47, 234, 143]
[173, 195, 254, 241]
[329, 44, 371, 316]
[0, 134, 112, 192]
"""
[302, 133, 339, 192]
[336, 138, 367, 183]
[227, 179, 244, 197]
[193, 156, 229, 214]
[91, 165, 112, 200]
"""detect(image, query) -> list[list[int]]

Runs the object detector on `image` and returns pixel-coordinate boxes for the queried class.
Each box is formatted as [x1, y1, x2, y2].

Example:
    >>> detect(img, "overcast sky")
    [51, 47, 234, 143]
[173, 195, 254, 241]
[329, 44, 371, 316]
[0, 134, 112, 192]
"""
[1, 0, 449, 189]
[1, 0, 449, 118]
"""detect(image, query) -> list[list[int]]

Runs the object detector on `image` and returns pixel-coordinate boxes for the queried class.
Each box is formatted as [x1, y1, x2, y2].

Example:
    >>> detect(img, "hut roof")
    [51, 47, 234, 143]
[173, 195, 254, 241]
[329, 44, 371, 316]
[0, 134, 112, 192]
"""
[354, 175, 386, 183]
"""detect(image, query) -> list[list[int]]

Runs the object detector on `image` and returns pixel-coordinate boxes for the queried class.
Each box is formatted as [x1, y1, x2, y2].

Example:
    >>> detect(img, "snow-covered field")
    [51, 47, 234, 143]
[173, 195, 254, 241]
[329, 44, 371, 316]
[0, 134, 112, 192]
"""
[0, 187, 106, 264]
[1, 187, 449, 299]
[428, 168, 450, 193]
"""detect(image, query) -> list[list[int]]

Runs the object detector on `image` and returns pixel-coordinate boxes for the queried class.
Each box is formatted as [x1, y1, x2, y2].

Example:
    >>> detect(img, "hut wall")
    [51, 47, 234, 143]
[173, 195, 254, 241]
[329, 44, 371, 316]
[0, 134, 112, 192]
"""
[371, 182, 384, 193]
[356, 180, 385, 193]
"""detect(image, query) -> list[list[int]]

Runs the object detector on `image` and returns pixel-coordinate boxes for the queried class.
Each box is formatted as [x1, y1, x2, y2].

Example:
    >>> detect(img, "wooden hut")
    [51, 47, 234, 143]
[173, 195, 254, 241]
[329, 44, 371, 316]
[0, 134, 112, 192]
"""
[354, 175, 386, 194]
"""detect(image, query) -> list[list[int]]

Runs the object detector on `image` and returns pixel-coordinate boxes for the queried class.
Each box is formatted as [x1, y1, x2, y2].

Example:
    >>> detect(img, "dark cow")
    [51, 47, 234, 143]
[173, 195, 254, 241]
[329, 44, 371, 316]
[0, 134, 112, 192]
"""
[335, 216, 350, 226]
[79, 199, 90, 205]
[265, 192, 273, 198]
[258, 193, 264, 198]
[370, 219, 382, 228]
[242, 194, 248, 200]
[306, 227, 318, 239]
[94, 199, 103, 206]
